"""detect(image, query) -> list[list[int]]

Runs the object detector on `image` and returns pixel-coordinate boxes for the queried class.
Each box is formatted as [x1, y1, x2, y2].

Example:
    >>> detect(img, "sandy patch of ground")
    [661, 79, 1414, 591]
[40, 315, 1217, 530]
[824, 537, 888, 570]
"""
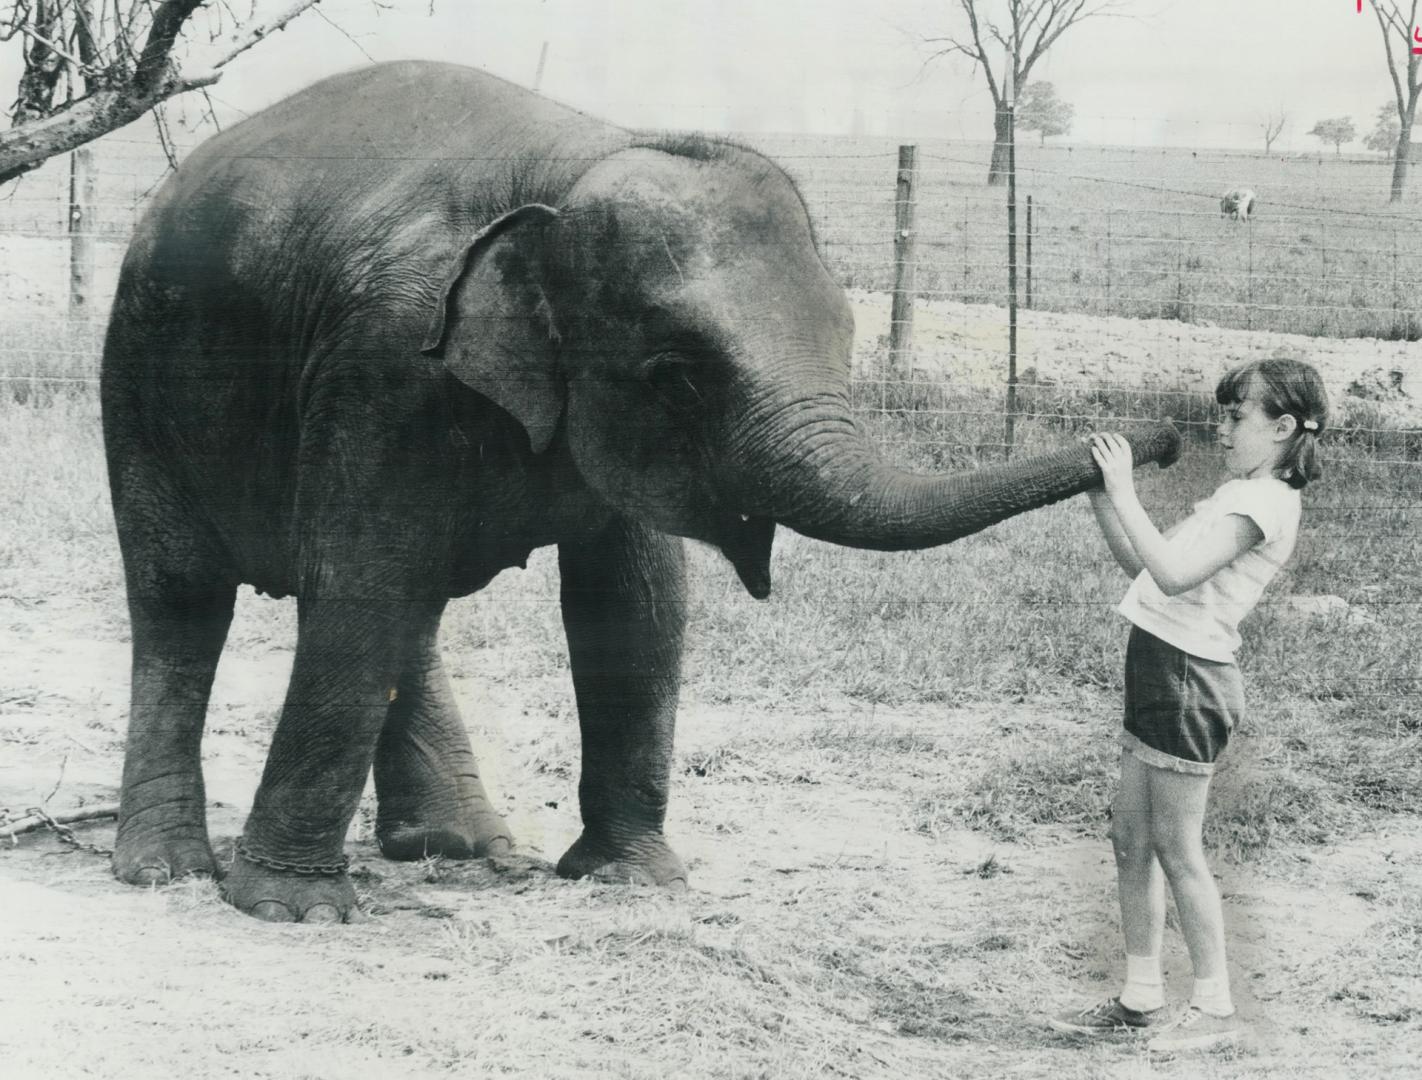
[849, 291, 1422, 425]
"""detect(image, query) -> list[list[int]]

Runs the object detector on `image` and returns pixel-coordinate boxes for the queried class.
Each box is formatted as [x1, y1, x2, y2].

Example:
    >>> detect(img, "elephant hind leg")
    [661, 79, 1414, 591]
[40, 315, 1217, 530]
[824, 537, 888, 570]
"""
[373, 605, 513, 861]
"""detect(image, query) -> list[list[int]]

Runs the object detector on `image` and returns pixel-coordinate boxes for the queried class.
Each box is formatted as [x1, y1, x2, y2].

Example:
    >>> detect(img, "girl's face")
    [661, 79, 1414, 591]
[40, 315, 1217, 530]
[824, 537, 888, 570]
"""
[1217, 385, 1291, 479]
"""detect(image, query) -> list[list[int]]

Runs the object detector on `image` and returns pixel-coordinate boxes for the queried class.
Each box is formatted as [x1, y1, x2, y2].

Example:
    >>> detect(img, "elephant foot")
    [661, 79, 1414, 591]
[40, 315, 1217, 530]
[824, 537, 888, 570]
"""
[112, 827, 217, 886]
[556, 831, 688, 889]
[220, 849, 360, 924]
[376, 804, 514, 861]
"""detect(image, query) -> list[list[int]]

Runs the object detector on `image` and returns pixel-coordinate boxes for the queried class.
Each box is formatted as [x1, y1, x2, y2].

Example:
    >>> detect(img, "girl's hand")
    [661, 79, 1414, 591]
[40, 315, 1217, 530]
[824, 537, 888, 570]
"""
[1089, 433, 1135, 498]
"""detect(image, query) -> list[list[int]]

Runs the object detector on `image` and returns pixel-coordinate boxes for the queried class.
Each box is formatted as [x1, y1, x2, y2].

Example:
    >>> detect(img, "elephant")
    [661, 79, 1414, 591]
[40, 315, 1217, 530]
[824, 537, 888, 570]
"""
[100, 60, 1180, 923]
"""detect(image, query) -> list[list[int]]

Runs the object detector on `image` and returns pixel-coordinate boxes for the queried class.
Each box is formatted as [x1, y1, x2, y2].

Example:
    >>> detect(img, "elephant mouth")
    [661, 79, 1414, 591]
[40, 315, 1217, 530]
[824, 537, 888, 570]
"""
[716, 513, 776, 599]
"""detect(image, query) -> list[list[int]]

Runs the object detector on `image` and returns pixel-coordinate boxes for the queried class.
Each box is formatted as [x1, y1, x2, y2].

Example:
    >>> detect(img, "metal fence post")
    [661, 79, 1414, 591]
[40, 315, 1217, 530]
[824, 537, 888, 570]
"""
[888, 145, 918, 383]
[1005, 102, 1019, 457]
[1105, 209, 1113, 318]
[962, 196, 970, 302]
[1175, 211, 1183, 320]
[1320, 220, 1329, 336]
[1393, 224, 1400, 331]
[1247, 218, 1254, 331]
[1026, 194, 1033, 310]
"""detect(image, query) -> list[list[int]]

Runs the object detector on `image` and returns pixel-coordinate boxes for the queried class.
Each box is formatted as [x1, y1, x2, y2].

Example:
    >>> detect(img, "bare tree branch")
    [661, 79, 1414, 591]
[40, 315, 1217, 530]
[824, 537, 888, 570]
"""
[185, 0, 323, 80]
[1261, 108, 1287, 153]
[313, 2, 374, 63]
[132, 0, 205, 94]
[2, 0, 326, 186]
[922, 0, 1124, 185]
[72, 0, 102, 76]
[14, 18, 97, 76]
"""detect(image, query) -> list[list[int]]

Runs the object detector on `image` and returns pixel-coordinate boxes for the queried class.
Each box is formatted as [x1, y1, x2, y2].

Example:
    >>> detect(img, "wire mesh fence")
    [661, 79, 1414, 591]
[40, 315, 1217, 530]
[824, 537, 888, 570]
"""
[2, 129, 1420, 454]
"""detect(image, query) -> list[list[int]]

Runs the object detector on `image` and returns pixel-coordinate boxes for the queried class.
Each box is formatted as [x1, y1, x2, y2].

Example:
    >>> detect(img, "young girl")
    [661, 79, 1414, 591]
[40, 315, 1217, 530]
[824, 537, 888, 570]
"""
[1049, 357, 1328, 1053]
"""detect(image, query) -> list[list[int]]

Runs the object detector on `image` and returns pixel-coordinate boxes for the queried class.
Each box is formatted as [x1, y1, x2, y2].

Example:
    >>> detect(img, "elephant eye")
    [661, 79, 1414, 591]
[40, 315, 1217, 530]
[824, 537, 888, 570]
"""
[647, 355, 705, 410]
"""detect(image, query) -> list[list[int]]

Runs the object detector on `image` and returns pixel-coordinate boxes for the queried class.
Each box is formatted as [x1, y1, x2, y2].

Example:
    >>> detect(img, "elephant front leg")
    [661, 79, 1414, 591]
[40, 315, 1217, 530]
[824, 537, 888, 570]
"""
[373, 602, 513, 860]
[222, 596, 422, 923]
[556, 521, 689, 887]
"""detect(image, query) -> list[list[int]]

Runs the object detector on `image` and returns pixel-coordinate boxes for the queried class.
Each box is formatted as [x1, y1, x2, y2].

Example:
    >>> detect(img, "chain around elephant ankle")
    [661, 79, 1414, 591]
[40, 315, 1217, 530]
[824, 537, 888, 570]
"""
[233, 838, 351, 876]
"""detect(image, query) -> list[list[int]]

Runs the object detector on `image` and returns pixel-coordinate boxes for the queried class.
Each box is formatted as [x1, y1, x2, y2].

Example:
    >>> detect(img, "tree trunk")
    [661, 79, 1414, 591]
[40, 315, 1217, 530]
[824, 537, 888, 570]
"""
[987, 106, 1011, 186]
[1391, 114, 1414, 203]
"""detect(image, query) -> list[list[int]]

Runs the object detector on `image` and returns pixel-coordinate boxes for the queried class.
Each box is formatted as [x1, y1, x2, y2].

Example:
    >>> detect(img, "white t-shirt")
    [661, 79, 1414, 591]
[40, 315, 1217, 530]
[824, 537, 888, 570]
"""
[1118, 475, 1301, 662]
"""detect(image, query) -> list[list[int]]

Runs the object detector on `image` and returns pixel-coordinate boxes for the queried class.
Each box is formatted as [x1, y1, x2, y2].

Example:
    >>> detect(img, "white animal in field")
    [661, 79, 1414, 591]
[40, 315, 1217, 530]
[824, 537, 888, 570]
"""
[1220, 187, 1256, 223]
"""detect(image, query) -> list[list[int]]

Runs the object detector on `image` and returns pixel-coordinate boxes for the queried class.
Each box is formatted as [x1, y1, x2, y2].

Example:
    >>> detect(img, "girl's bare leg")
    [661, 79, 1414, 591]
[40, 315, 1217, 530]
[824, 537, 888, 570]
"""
[1110, 750, 1167, 1012]
[1112, 750, 1166, 960]
[1148, 766, 1228, 985]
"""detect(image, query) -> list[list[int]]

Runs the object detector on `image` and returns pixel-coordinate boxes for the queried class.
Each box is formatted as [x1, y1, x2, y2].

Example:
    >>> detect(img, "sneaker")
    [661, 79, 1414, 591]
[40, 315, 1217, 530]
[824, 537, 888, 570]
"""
[1048, 997, 1167, 1036]
[1146, 1006, 1241, 1053]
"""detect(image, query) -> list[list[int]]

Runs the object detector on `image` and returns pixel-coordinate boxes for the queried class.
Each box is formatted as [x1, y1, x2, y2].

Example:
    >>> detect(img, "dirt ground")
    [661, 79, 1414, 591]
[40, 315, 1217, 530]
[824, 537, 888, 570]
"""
[2, 294, 1419, 1077]
[3, 590, 1420, 1078]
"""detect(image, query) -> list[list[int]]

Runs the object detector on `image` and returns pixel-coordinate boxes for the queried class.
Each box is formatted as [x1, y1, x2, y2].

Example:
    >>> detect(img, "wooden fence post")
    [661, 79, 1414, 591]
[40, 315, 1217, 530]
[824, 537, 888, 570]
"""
[888, 145, 918, 382]
[68, 146, 97, 314]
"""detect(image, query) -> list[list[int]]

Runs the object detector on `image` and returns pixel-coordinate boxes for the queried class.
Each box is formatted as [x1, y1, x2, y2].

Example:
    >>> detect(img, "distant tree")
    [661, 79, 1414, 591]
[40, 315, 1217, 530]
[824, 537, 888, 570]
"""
[1016, 81, 1074, 145]
[1308, 117, 1358, 157]
[921, 0, 1130, 185]
[1260, 109, 1287, 154]
[1362, 1, 1421, 201]
[1, 1, 327, 186]
[1365, 102, 1403, 156]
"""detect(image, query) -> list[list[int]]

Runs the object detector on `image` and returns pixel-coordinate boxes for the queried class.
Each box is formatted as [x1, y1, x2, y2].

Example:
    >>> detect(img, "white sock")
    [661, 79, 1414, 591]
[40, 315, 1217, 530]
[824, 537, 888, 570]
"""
[1191, 974, 1234, 1017]
[1119, 953, 1165, 1012]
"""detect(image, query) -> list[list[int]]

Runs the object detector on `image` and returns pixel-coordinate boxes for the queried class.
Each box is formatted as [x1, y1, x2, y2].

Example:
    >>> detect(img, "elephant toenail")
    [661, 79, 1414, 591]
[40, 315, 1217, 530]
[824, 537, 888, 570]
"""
[133, 866, 170, 886]
[302, 904, 342, 924]
[483, 837, 513, 857]
[250, 900, 296, 922]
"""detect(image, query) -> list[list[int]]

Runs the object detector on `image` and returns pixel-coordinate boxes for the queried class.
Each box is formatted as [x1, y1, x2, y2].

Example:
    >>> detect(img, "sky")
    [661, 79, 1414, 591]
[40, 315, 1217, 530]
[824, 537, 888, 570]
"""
[185, 0, 1396, 151]
[1, 0, 1404, 151]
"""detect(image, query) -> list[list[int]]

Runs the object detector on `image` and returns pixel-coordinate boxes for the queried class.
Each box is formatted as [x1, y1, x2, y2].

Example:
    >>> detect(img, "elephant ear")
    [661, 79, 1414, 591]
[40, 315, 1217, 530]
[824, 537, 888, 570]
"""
[421, 204, 564, 453]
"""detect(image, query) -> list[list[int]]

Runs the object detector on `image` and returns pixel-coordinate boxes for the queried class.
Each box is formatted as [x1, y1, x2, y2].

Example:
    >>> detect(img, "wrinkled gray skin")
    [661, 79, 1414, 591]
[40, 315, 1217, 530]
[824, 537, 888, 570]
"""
[101, 61, 1180, 922]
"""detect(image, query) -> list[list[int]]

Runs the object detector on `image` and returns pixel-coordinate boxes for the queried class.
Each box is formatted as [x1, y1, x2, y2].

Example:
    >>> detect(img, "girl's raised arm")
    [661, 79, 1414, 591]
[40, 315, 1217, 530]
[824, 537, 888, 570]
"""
[1091, 434, 1262, 596]
[1088, 489, 1146, 579]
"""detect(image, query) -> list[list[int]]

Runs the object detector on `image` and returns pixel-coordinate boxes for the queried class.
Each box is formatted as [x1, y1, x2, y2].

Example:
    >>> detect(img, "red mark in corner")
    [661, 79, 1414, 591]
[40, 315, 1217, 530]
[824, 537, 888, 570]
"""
[1414, 25, 1422, 53]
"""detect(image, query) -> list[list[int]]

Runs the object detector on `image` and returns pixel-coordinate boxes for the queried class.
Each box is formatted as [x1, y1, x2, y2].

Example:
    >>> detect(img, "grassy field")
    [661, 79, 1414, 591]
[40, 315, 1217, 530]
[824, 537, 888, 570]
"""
[752, 137, 1422, 340]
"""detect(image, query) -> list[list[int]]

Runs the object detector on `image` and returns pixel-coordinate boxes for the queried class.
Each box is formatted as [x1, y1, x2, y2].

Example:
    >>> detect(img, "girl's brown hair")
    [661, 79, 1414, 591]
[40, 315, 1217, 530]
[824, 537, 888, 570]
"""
[1215, 357, 1329, 489]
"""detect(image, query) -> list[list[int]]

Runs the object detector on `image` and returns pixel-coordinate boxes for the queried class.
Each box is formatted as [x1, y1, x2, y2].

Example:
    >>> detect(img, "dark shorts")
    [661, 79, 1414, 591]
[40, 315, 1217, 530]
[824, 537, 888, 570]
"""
[1122, 625, 1245, 776]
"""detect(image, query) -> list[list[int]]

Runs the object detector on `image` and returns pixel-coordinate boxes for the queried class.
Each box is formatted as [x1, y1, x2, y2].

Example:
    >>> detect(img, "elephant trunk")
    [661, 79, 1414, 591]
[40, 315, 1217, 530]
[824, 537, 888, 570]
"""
[721, 391, 1181, 553]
